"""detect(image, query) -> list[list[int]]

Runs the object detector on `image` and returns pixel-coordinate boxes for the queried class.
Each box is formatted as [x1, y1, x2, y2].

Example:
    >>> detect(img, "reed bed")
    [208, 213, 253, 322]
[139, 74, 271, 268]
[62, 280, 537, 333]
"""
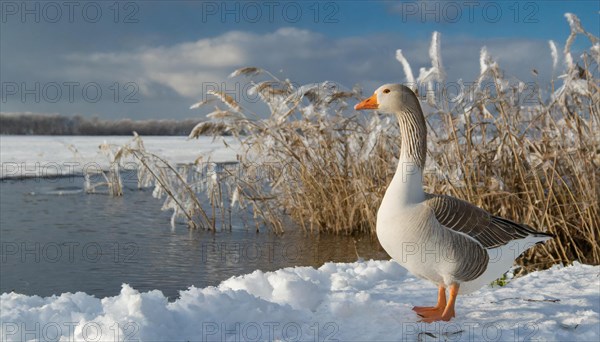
[93, 14, 598, 271]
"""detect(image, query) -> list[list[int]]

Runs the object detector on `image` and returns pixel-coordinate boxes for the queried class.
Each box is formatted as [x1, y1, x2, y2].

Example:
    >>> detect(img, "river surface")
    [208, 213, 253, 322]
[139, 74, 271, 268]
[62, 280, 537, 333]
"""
[0, 175, 388, 300]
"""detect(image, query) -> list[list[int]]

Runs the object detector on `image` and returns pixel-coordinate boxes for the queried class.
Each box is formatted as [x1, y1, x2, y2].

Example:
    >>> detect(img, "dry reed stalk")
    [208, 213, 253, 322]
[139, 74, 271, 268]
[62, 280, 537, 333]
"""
[88, 14, 598, 271]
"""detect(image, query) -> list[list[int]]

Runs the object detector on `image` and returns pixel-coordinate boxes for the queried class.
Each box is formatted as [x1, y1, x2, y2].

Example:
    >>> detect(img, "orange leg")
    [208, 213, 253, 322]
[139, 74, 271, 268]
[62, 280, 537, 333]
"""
[412, 286, 446, 316]
[420, 283, 459, 322]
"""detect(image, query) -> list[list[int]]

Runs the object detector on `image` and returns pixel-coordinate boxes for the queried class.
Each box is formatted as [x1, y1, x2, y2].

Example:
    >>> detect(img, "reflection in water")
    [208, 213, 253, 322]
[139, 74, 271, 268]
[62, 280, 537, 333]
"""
[1, 176, 388, 300]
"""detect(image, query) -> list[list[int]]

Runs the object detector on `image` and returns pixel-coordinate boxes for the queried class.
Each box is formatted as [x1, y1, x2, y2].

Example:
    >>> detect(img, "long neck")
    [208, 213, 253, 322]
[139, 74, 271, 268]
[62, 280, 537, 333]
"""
[384, 108, 427, 206]
[396, 108, 427, 170]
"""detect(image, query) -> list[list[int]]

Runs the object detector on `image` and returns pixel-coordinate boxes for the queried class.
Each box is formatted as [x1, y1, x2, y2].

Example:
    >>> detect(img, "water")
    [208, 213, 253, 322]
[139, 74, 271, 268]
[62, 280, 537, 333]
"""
[0, 175, 387, 300]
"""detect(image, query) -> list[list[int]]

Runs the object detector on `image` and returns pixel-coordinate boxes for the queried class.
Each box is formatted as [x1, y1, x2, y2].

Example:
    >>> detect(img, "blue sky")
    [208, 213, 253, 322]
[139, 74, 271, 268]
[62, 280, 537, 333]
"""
[1, 0, 598, 119]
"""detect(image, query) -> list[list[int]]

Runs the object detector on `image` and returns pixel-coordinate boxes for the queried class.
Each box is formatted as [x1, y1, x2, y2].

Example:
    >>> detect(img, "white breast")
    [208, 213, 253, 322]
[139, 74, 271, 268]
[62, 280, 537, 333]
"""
[377, 204, 440, 283]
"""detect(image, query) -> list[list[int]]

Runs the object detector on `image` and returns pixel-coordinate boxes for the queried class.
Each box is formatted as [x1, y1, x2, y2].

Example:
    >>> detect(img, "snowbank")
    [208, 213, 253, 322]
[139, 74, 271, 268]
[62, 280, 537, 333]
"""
[1, 261, 598, 341]
[0, 136, 239, 179]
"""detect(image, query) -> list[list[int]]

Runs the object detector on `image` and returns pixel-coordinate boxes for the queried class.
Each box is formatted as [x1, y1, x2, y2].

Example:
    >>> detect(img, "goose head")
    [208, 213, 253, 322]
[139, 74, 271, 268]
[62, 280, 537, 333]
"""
[354, 83, 428, 170]
[354, 83, 420, 115]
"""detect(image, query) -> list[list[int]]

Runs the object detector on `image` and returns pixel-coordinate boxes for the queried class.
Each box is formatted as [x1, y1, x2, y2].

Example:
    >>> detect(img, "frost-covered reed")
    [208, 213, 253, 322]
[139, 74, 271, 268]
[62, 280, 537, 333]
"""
[96, 14, 598, 271]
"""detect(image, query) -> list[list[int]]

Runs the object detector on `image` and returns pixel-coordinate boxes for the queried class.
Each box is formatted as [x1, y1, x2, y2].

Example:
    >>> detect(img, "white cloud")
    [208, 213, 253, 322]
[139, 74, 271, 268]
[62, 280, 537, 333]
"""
[62, 28, 555, 101]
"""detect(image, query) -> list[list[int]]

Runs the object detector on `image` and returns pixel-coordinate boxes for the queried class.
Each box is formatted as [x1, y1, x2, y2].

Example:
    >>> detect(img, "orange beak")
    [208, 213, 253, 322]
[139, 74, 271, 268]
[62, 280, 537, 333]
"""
[354, 93, 379, 110]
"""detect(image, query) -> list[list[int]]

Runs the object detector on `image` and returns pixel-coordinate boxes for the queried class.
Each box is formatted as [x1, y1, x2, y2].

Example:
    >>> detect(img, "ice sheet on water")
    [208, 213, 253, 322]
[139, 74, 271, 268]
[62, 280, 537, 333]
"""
[0, 136, 240, 179]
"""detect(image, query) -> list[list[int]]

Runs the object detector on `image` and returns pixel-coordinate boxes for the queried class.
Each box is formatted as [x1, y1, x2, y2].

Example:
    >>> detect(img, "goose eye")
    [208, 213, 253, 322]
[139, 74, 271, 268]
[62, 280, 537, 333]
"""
[383, 89, 390, 94]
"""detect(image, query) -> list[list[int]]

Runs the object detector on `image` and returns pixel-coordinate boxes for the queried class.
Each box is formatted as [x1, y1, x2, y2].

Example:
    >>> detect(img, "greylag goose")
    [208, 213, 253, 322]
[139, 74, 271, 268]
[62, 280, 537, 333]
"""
[355, 84, 553, 322]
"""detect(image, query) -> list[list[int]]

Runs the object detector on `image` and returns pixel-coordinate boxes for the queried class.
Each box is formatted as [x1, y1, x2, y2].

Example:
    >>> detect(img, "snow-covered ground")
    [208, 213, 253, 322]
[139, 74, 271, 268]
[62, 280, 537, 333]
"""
[0, 135, 239, 179]
[1, 261, 598, 341]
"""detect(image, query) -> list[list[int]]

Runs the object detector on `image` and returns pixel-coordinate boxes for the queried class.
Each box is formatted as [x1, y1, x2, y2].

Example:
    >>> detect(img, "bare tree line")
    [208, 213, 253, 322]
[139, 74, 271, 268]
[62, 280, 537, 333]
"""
[0, 113, 222, 136]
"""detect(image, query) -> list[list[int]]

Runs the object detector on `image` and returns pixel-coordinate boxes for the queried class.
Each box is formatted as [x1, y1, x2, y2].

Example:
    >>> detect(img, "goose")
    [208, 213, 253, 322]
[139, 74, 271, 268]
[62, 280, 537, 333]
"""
[355, 84, 553, 322]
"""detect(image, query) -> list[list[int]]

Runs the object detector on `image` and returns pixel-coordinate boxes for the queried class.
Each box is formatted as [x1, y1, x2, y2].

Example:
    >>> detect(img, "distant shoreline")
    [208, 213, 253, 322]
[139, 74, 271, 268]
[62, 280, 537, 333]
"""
[0, 113, 228, 136]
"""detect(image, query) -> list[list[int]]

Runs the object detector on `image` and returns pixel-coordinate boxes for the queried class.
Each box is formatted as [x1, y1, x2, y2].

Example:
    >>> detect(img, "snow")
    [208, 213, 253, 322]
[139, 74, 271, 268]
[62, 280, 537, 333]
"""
[549, 40, 559, 71]
[395, 49, 415, 87]
[1, 261, 598, 341]
[416, 31, 445, 107]
[0, 136, 240, 179]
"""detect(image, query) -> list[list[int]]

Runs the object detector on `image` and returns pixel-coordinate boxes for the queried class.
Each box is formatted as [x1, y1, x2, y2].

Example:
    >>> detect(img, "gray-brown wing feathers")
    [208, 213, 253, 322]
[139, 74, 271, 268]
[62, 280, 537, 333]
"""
[424, 194, 552, 249]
